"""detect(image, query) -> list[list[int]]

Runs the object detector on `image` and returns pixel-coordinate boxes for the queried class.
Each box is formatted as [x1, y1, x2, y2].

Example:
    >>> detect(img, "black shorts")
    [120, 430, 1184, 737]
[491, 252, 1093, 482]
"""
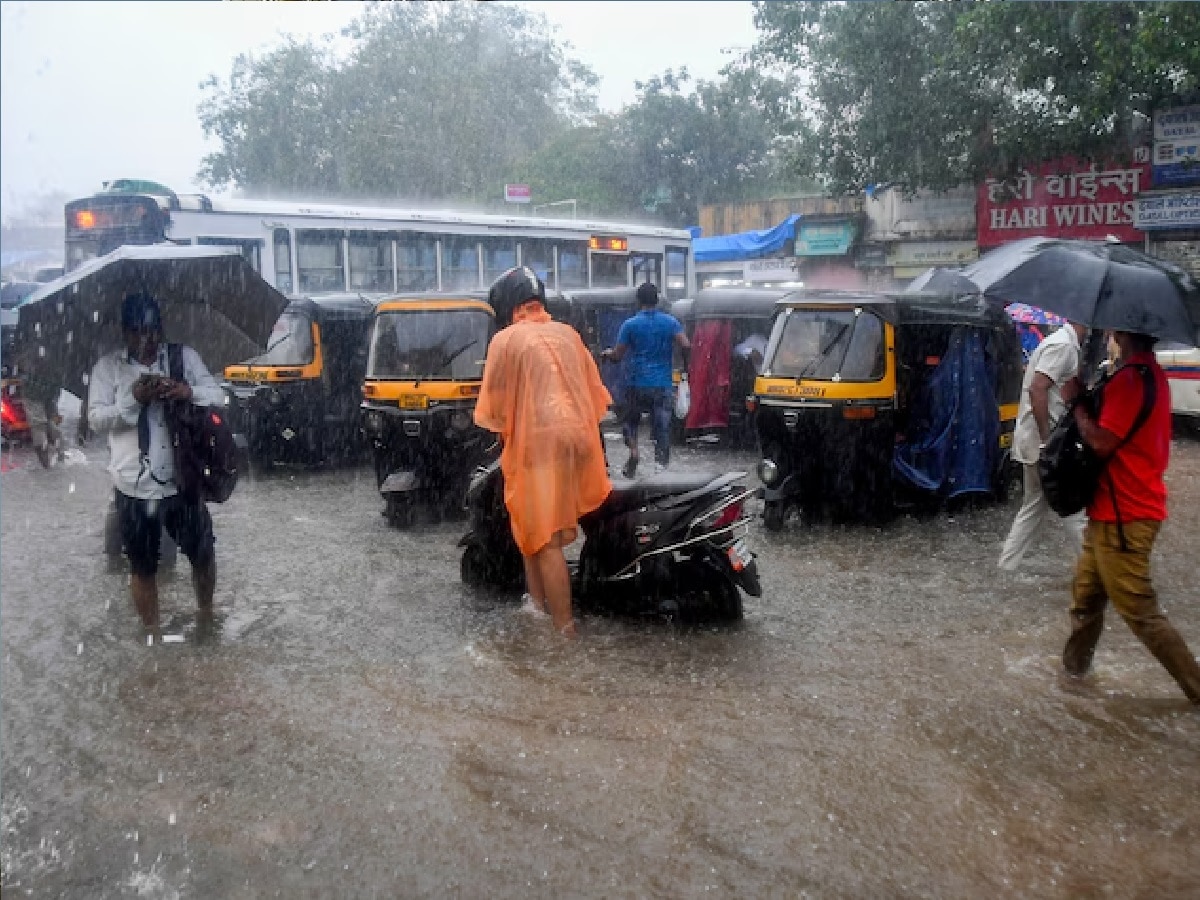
[115, 490, 215, 577]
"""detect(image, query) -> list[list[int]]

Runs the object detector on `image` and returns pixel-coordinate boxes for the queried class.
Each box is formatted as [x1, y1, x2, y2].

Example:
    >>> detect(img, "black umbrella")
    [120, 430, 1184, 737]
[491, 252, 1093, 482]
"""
[902, 266, 980, 296]
[959, 237, 1200, 347]
[15, 245, 290, 397]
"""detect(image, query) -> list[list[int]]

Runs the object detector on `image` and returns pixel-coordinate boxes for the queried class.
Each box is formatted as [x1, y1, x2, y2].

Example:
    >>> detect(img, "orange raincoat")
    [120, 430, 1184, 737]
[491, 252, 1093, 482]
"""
[475, 304, 613, 555]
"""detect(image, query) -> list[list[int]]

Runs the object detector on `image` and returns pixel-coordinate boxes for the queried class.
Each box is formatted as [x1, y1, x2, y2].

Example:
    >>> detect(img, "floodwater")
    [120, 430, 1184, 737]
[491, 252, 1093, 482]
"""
[3, 424, 1199, 898]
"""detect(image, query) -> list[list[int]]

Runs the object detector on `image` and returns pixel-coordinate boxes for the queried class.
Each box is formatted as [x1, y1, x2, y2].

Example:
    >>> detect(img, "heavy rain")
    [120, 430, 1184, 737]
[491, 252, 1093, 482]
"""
[3, 2, 1200, 897]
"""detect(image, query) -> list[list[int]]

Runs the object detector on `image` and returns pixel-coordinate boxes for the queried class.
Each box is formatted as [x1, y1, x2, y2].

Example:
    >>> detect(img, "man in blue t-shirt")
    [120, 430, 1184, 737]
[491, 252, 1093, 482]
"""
[601, 283, 691, 478]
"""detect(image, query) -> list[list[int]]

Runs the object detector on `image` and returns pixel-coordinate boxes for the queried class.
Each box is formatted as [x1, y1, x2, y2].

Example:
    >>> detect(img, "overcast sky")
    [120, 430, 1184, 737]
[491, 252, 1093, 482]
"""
[0, 1, 759, 220]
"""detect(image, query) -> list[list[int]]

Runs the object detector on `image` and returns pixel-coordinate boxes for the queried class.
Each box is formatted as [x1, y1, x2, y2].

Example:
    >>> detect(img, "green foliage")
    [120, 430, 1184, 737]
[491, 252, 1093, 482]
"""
[197, 2, 596, 202]
[753, 1, 1200, 193]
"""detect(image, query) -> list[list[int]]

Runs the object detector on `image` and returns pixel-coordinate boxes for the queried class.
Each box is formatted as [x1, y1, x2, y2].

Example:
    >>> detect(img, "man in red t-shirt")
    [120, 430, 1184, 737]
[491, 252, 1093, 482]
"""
[1064, 330, 1200, 703]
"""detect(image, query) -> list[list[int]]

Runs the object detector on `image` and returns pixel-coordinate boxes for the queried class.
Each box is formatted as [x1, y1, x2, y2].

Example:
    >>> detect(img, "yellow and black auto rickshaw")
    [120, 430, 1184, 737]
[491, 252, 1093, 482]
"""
[753, 290, 1023, 528]
[223, 294, 378, 466]
[360, 294, 496, 526]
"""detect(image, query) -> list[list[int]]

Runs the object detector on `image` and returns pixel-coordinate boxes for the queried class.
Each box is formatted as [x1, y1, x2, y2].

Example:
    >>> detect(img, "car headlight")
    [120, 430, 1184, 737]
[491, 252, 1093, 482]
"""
[757, 457, 780, 486]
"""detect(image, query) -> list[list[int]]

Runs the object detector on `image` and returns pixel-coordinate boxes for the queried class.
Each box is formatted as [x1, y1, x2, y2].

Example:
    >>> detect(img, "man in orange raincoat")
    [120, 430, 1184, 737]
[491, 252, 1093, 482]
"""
[475, 267, 613, 635]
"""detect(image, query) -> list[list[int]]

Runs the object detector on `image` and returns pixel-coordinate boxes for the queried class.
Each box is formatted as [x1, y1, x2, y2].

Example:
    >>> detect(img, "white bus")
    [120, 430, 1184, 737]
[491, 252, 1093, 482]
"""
[63, 180, 695, 299]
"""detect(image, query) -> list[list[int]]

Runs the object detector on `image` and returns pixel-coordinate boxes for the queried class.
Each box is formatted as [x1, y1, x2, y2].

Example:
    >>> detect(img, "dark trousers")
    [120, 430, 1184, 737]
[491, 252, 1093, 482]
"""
[1064, 520, 1200, 703]
[621, 386, 673, 466]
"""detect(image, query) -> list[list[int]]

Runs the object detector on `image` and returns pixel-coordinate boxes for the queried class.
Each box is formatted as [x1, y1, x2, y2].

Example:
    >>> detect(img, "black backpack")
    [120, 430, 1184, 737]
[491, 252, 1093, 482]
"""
[166, 344, 239, 503]
[1038, 364, 1156, 518]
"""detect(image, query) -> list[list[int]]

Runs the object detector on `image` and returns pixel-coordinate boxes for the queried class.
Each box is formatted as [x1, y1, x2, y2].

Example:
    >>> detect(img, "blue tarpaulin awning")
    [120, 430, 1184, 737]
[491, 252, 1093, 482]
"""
[693, 214, 802, 263]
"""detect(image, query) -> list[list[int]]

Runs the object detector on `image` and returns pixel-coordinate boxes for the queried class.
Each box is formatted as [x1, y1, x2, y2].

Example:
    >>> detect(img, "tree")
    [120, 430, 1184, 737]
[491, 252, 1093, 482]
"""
[197, 2, 597, 202]
[752, 1, 1200, 193]
[516, 68, 797, 227]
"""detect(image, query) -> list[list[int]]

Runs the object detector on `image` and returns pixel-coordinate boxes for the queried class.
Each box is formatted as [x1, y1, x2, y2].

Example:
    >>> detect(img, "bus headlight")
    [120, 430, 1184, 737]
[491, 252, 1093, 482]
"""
[757, 458, 780, 486]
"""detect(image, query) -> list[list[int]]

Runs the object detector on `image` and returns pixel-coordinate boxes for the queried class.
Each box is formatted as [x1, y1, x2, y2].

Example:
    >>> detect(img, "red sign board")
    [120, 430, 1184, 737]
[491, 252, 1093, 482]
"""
[977, 155, 1151, 247]
[504, 183, 531, 204]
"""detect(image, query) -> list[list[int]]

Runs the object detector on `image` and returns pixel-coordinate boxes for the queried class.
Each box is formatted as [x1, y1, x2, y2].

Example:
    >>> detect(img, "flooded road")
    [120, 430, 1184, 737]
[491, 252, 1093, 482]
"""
[3, 427, 1199, 897]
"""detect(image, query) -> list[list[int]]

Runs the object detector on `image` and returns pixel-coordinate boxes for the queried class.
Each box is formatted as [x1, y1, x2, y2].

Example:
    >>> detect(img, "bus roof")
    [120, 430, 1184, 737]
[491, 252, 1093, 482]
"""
[87, 190, 694, 240]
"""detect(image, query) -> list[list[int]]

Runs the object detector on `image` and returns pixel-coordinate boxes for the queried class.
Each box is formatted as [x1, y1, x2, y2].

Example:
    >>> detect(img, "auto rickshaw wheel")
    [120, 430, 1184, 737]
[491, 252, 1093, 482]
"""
[384, 495, 417, 528]
[762, 500, 787, 532]
[460, 543, 490, 586]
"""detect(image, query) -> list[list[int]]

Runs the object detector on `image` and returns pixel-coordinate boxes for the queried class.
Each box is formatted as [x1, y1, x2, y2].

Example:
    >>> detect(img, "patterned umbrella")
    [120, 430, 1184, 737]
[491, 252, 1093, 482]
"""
[1004, 302, 1067, 327]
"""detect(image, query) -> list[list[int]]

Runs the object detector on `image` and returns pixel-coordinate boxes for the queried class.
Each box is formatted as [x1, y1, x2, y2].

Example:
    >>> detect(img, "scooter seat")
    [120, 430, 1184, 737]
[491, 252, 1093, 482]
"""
[595, 472, 719, 515]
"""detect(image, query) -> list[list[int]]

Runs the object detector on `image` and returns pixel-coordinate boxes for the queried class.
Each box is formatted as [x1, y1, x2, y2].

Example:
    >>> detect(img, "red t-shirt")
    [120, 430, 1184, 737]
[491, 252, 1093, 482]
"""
[1087, 352, 1172, 522]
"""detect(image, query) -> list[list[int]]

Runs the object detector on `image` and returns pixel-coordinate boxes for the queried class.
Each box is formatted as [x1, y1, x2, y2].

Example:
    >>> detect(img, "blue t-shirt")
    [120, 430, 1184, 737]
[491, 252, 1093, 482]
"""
[616, 309, 682, 389]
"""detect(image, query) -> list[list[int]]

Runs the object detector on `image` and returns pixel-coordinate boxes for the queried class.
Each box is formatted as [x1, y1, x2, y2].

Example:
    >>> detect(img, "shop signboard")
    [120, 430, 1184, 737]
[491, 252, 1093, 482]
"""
[884, 240, 978, 268]
[1152, 106, 1200, 189]
[795, 221, 856, 256]
[743, 257, 799, 282]
[1135, 191, 1200, 230]
[977, 154, 1150, 247]
[504, 183, 532, 204]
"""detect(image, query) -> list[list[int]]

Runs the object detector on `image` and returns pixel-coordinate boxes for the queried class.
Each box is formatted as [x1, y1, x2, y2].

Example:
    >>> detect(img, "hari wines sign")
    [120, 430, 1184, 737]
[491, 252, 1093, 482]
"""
[977, 154, 1151, 247]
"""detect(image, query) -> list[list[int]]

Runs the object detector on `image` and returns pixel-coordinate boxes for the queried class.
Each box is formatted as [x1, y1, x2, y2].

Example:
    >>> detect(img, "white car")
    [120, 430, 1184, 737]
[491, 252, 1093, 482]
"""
[1156, 342, 1200, 427]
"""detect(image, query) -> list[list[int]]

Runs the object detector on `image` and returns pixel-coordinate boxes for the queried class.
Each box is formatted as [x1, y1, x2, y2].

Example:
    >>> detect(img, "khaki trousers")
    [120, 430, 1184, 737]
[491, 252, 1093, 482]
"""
[1064, 520, 1200, 703]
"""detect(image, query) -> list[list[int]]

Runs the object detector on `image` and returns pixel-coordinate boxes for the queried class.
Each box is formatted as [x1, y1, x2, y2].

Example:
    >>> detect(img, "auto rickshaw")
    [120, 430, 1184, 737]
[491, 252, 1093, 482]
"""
[223, 294, 378, 466]
[753, 290, 1023, 528]
[360, 294, 497, 525]
[672, 288, 789, 447]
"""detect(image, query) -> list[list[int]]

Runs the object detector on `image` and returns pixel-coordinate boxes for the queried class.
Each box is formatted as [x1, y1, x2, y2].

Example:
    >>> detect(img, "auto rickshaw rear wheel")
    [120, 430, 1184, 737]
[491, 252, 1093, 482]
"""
[384, 495, 418, 528]
[460, 543, 490, 586]
[762, 500, 787, 532]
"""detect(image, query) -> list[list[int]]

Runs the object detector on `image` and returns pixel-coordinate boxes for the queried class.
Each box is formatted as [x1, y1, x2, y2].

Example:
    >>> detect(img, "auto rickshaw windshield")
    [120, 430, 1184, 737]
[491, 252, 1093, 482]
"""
[247, 311, 315, 366]
[766, 308, 887, 381]
[367, 308, 491, 381]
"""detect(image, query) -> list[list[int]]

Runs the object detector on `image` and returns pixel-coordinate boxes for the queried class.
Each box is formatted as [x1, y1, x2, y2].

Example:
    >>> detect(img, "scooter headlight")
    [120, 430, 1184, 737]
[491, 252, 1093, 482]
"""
[757, 458, 780, 486]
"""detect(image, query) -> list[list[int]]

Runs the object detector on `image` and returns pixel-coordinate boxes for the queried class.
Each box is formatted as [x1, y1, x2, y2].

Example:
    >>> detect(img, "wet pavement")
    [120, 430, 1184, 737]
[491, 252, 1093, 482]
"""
[3, 425, 1199, 897]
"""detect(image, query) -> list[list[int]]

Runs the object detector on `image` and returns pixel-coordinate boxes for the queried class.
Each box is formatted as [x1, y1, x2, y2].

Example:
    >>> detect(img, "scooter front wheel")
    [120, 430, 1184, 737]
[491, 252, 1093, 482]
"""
[763, 500, 787, 532]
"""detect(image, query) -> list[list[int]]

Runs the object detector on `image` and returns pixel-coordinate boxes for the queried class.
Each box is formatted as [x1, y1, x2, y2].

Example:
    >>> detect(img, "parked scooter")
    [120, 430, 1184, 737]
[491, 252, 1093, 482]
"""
[458, 452, 761, 620]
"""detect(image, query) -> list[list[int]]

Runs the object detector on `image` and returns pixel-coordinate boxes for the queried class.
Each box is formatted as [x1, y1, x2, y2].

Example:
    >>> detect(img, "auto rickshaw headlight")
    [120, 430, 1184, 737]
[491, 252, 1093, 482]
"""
[757, 458, 780, 486]
[365, 410, 383, 433]
[451, 410, 472, 431]
[268, 389, 282, 406]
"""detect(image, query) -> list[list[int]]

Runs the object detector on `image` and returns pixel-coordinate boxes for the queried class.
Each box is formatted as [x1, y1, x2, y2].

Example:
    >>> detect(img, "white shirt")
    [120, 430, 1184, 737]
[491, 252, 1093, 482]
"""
[1012, 325, 1081, 465]
[88, 343, 226, 499]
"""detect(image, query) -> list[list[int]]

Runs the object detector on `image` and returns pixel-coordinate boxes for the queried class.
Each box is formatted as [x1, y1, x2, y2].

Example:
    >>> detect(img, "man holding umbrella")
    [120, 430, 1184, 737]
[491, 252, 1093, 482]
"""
[88, 291, 227, 640]
[1063, 329, 1200, 704]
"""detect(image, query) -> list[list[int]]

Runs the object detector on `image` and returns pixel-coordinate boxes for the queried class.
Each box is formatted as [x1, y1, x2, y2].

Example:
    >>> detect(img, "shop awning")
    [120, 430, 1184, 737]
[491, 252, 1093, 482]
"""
[693, 215, 802, 263]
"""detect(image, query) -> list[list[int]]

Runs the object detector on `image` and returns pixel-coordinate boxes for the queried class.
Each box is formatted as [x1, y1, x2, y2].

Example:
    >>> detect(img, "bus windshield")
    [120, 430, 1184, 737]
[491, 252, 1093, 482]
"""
[246, 312, 315, 366]
[767, 308, 886, 381]
[367, 308, 492, 381]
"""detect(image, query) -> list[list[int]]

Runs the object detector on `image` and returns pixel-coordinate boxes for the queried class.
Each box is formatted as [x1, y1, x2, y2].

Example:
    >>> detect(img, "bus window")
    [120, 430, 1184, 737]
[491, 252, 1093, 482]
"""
[296, 230, 345, 293]
[481, 238, 517, 286]
[349, 232, 395, 293]
[442, 237, 480, 291]
[666, 246, 688, 300]
[591, 253, 628, 288]
[273, 229, 293, 294]
[397, 234, 438, 292]
[520, 240, 555, 290]
[558, 243, 588, 290]
[631, 252, 662, 289]
[196, 237, 263, 272]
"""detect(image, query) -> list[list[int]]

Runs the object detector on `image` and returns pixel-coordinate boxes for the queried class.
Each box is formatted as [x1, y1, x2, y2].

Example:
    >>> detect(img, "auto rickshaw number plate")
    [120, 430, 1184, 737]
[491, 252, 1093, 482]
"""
[399, 394, 428, 410]
[727, 538, 752, 572]
[999, 432, 1012, 449]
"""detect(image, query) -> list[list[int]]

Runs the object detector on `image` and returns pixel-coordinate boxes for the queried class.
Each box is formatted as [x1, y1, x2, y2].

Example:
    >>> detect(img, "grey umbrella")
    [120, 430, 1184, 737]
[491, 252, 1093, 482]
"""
[15, 245, 290, 397]
[959, 237, 1200, 347]
[902, 266, 980, 296]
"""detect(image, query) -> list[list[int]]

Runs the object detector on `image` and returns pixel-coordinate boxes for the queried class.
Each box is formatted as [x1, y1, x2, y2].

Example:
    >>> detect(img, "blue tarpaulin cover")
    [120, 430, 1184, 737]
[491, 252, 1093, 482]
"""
[893, 328, 999, 499]
[692, 215, 802, 263]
